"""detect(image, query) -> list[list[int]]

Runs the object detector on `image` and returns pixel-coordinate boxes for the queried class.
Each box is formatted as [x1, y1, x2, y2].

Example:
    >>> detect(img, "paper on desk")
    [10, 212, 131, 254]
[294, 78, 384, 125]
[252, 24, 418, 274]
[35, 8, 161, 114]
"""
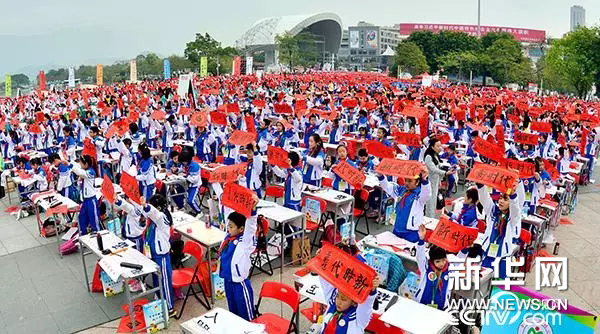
[99, 256, 124, 282]
[185, 307, 266, 334]
[379, 297, 452, 334]
[298, 274, 327, 305]
[256, 200, 277, 209]
[375, 231, 407, 247]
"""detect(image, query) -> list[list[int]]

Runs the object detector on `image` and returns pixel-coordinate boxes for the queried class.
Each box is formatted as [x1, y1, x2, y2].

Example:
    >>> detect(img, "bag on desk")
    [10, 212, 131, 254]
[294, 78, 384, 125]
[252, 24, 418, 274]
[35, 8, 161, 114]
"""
[142, 299, 168, 333]
[106, 218, 122, 238]
[291, 236, 311, 264]
[100, 270, 124, 297]
[212, 272, 225, 300]
[365, 251, 391, 285]
[398, 272, 420, 300]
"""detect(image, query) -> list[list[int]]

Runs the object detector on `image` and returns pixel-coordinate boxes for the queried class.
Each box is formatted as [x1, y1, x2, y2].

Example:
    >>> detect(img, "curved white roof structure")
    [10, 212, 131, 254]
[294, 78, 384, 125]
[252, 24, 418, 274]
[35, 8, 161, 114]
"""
[236, 12, 343, 54]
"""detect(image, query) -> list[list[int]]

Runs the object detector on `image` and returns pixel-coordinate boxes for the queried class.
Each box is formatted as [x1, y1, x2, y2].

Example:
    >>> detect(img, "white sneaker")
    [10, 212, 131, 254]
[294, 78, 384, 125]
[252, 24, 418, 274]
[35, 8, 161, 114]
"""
[590, 179, 595, 184]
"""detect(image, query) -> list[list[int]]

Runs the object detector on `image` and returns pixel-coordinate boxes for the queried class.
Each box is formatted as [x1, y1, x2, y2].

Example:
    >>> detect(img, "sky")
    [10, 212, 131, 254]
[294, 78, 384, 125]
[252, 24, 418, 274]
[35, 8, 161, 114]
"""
[1, 0, 599, 77]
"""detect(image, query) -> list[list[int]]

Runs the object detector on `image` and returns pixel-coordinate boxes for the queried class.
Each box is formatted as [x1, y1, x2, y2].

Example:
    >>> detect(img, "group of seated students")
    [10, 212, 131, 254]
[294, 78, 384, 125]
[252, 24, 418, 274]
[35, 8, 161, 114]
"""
[2, 75, 597, 333]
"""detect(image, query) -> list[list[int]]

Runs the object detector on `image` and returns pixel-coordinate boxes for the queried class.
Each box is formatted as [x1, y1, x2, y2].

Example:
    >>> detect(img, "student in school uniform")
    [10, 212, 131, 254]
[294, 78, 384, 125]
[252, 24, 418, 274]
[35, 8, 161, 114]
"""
[447, 187, 479, 228]
[135, 144, 156, 200]
[218, 195, 260, 321]
[240, 142, 264, 198]
[302, 134, 325, 187]
[165, 151, 185, 209]
[303, 114, 327, 148]
[195, 125, 215, 162]
[328, 118, 344, 145]
[66, 156, 100, 235]
[378, 166, 431, 242]
[330, 145, 357, 195]
[556, 147, 570, 175]
[62, 126, 77, 159]
[440, 144, 459, 195]
[29, 158, 48, 194]
[271, 151, 303, 211]
[117, 138, 136, 181]
[178, 151, 203, 215]
[138, 194, 176, 317]
[318, 271, 379, 334]
[114, 195, 145, 251]
[477, 179, 522, 279]
[355, 148, 376, 173]
[48, 153, 76, 200]
[415, 225, 452, 310]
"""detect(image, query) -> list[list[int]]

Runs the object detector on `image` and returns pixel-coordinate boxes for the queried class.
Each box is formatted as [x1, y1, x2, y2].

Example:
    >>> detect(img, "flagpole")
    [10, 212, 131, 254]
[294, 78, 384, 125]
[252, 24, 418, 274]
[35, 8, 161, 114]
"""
[477, 0, 481, 37]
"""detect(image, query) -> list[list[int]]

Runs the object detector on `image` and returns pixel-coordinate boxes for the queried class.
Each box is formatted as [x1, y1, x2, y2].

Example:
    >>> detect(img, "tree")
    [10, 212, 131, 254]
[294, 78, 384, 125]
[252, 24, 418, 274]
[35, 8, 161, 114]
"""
[275, 31, 318, 69]
[183, 33, 238, 75]
[485, 37, 524, 85]
[390, 41, 429, 76]
[11, 74, 30, 87]
[407, 30, 480, 72]
[437, 51, 484, 81]
[544, 26, 600, 97]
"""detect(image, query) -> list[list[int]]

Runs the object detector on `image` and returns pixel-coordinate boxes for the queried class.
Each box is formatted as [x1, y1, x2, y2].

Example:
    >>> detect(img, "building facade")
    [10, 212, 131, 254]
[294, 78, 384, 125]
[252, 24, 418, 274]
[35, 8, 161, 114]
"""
[337, 22, 399, 71]
[570, 5, 586, 31]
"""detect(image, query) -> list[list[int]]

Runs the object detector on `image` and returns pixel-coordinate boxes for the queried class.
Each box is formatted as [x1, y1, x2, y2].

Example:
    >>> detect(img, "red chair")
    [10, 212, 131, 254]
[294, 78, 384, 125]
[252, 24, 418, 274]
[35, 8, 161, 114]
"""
[215, 156, 224, 164]
[253, 281, 300, 334]
[249, 216, 274, 277]
[302, 196, 329, 248]
[354, 189, 371, 236]
[366, 313, 404, 334]
[266, 185, 285, 204]
[322, 177, 333, 188]
[172, 241, 210, 319]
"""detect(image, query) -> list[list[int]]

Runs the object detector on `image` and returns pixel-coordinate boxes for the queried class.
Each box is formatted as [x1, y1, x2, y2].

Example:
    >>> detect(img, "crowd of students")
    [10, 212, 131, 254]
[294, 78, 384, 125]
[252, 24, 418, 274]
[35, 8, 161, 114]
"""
[1, 72, 598, 333]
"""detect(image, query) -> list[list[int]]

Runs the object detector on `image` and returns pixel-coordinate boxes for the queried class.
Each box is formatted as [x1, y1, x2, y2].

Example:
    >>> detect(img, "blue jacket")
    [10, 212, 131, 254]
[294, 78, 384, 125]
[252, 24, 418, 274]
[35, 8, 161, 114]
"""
[450, 203, 478, 228]
[379, 176, 431, 234]
[319, 277, 377, 334]
[415, 240, 451, 310]
[219, 210, 258, 282]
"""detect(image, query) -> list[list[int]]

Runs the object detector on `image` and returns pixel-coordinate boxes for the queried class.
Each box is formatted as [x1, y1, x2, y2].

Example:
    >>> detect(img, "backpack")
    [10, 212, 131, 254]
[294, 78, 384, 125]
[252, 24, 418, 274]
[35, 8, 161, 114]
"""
[255, 215, 269, 251]
[59, 232, 80, 255]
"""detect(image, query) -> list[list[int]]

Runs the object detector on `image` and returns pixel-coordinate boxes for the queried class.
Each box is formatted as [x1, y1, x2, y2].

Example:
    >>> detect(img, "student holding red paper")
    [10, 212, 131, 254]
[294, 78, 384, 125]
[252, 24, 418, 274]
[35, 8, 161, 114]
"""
[302, 134, 325, 187]
[330, 145, 358, 195]
[218, 195, 260, 321]
[65, 156, 100, 235]
[477, 178, 522, 279]
[239, 142, 264, 198]
[271, 152, 303, 211]
[378, 165, 431, 242]
[415, 225, 451, 310]
[318, 272, 379, 334]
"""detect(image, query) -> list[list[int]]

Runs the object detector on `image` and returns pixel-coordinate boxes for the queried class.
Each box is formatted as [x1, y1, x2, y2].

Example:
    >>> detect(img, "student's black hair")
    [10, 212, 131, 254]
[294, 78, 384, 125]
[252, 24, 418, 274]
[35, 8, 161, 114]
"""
[471, 130, 479, 138]
[80, 155, 94, 168]
[447, 143, 456, 151]
[263, 119, 271, 127]
[288, 151, 300, 167]
[63, 126, 74, 137]
[558, 147, 565, 157]
[90, 126, 100, 134]
[129, 122, 139, 134]
[139, 144, 151, 160]
[467, 243, 482, 258]
[465, 187, 479, 203]
[149, 194, 173, 225]
[309, 133, 323, 154]
[179, 151, 193, 164]
[358, 148, 369, 157]
[30, 157, 42, 166]
[309, 114, 317, 120]
[228, 212, 247, 229]
[48, 153, 60, 163]
[429, 245, 447, 262]
[123, 138, 132, 147]
[246, 142, 255, 152]
[15, 156, 26, 165]
[378, 127, 388, 136]
[169, 150, 180, 159]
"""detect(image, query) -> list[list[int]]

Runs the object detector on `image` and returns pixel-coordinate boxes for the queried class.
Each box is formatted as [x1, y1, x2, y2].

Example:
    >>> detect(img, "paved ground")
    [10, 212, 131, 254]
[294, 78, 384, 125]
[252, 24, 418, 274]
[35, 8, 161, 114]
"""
[0, 164, 598, 334]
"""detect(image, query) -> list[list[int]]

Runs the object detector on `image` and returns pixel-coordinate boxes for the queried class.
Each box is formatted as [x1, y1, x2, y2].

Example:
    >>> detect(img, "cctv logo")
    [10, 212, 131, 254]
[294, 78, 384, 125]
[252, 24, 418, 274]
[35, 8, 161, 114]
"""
[535, 257, 568, 291]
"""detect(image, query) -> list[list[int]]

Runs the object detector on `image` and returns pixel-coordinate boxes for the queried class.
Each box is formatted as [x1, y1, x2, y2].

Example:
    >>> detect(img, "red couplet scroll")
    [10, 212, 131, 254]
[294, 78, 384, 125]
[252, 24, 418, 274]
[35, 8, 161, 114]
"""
[209, 163, 247, 183]
[364, 140, 395, 159]
[473, 137, 504, 162]
[101, 175, 115, 203]
[466, 163, 518, 194]
[267, 146, 290, 168]
[514, 131, 539, 146]
[429, 216, 479, 253]
[332, 161, 365, 189]
[375, 158, 424, 179]
[221, 182, 254, 218]
[306, 242, 377, 303]
[394, 132, 422, 147]
[120, 171, 141, 204]
[228, 130, 256, 146]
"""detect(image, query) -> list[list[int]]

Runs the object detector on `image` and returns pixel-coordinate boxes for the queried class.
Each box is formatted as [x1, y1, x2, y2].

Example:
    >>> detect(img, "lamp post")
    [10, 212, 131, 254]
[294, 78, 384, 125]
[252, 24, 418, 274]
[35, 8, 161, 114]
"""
[477, 0, 481, 37]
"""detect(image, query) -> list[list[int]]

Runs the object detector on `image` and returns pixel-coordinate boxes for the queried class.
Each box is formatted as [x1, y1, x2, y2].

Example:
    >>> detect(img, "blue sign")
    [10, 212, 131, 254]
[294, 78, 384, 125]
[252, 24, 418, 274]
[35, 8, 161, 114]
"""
[163, 59, 171, 80]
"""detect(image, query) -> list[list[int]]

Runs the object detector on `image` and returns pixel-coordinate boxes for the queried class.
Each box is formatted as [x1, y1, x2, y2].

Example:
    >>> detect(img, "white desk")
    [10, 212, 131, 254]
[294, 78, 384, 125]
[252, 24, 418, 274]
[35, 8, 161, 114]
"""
[172, 211, 226, 306]
[32, 191, 80, 250]
[79, 230, 168, 334]
[180, 307, 266, 334]
[379, 296, 452, 334]
[257, 200, 305, 272]
[173, 139, 194, 147]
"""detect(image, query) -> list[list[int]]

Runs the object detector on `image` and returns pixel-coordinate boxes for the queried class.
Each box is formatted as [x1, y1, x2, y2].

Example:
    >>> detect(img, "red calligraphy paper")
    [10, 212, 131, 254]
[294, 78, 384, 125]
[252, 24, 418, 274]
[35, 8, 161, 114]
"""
[101, 175, 115, 203]
[228, 130, 256, 146]
[191, 112, 209, 128]
[514, 131, 539, 146]
[226, 103, 240, 114]
[429, 216, 479, 253]
[503, 159, 535, 179]
[83, 137, 97, 160]
[245, 115, 256, 133]
[364, 140, 395, 159]
[267, 146, 290, 168]
[120, 171, 141, 204]
[332, 161, 365, 189]
[466, 163, 518, 193]
[394, 132, 422, 147]
[210, 111, 227, 126]
[221, 182, 254, 218]
[473, 137, 504, 162]
[306, 242, 377, 303]
[374, 158, 424, 179]
[209, 163, 248, 183]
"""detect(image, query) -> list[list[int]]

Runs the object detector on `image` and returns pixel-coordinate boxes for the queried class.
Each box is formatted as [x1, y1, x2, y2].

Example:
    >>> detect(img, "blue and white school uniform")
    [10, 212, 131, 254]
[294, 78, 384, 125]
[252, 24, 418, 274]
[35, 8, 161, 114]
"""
[162, 122, 175, 156]
[272, 165, 303, 211]
[319, 276, 377, 334]
[331, 159, 357, 195]
[302, 149, 325, 187]
[117, 140, 136, 174]
[56, 163, 76, 199]
[328, 124, 343, 145]
[379, 176, 431, 242]
[218, 209, 258, 321]
[222, 143, 240, 165]
[136, 158, 156, 200]
[140, 204, 174, 310]
[30, 166, 49, 194]
[477, 184, 522, 279]
[195, 130, 215, 162]
[415, 240, 452, 310]
[71, 163, 100, 235]
[240, 151, 263, 198]
[114, 197, 145, 250]
[185, 161, 203, 214]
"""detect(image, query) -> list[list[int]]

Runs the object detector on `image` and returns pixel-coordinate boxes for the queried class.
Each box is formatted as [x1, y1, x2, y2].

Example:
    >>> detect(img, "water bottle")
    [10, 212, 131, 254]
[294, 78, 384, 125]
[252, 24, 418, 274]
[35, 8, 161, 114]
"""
[204, 213, 211, 229]
[96, 232, 104, 251]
